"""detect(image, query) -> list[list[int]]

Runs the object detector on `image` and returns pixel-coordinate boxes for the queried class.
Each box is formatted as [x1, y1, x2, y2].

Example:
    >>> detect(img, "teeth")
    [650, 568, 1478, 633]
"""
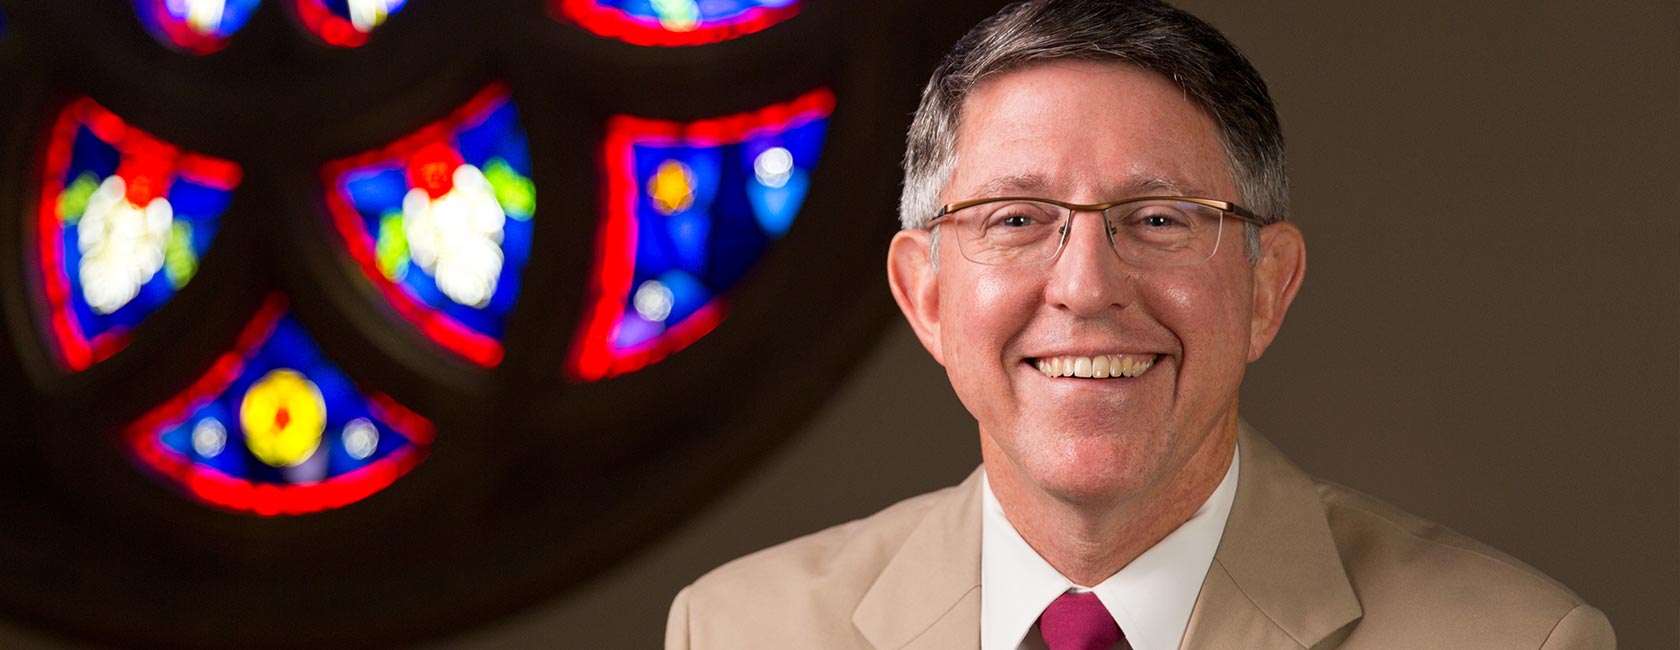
[1034, 354, 1155, 379]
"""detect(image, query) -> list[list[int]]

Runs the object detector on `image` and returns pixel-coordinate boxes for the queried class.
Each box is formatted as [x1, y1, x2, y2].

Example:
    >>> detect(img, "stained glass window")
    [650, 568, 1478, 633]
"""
[321, 84, 533, 367]
[132, 0, 263, 54]
[556, 0, 800, 46]
[36, 98, 242, 371]
[124, 293, 433, 516]
[294, 0, 408, 47]
[569, 88, 832, 381]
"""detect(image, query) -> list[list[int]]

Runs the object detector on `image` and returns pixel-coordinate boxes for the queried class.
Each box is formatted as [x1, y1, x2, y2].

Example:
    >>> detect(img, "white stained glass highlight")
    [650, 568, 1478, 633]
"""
[342, 417, 380, 460]
[78, 176, 174, 315]
[347, 0, 401, 32]
[191, 417, 228, 458]
[633, 280, 675, 323]
[183, 0, 229, 35]
[401, 164, 507, 309]
[753, 147, 794, 189]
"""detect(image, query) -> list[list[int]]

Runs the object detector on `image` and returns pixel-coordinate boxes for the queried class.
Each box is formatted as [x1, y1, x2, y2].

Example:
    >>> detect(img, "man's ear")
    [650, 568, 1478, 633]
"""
[887, 229, 944, 365]
[1248, 222, 1306, 362]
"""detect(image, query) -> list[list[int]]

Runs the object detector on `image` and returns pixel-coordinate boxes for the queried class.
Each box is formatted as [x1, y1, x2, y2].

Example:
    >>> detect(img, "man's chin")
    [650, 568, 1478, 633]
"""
[1031, 464, 1163, 508]
[983, 421, 1175, 502]
[998, 440, 1169, 508]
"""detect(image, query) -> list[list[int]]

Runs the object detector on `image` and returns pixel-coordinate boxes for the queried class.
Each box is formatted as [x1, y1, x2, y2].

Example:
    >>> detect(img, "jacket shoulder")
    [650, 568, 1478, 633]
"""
[668, 484, 959, 649]
[1316, 481, 1614, 649]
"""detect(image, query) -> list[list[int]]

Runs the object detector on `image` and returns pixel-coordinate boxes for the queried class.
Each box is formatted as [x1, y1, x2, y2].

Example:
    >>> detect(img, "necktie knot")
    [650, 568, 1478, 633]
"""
[1038, 591, 1124, 650]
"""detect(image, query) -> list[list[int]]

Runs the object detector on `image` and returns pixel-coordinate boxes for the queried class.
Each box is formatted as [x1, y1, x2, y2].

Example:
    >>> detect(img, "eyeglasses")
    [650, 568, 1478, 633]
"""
[924, 196, 1266, 268]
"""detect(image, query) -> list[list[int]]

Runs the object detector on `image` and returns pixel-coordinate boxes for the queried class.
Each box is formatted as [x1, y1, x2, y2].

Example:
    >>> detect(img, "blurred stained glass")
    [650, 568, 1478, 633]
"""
[321, 84, 533, 367]
[294, 0, 408, 47]
[133, 0, 263, 54]
[569, 88, 831, 381]
[36, 98, 242, 371]
[555, 0, 799, 46]
[124, 294, 433, 516]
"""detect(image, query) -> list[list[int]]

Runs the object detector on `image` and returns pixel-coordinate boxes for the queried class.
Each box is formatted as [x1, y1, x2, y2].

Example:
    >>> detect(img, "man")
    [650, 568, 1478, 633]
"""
[666, 1, 1616, 648]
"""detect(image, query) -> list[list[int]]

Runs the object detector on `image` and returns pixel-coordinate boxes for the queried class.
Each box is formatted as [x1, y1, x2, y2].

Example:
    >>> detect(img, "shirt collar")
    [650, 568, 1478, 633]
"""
[981, 445, 1240, 650]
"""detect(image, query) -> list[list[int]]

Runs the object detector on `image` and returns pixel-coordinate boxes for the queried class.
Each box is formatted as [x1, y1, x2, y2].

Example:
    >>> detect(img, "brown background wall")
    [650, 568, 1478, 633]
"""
[1, 0, 1673, 648]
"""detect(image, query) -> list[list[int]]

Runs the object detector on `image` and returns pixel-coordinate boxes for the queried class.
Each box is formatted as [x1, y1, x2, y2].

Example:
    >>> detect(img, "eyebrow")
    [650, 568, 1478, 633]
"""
[977, 173, 1051, 197]
[970, 174, 1207, 200]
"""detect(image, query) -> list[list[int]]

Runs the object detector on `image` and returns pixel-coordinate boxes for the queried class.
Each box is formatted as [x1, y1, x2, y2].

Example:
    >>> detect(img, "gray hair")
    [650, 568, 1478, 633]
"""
[899, 0, 1288, 262]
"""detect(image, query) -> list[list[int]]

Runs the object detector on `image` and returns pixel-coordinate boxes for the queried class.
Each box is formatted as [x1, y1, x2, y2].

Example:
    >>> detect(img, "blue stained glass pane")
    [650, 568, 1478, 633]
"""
[458, 107, 533, 176]
[46, 104, 238, 363]
[169, 178, 234, 221]
[658, 269, 709, 325]
[666, 211, 713, 273]
[325, 90, 533, 363]
[70, 130, 121, 180]
[747, 169, 807, 237]
[613, 115, 827, 350]
[343, 167, 409, 210]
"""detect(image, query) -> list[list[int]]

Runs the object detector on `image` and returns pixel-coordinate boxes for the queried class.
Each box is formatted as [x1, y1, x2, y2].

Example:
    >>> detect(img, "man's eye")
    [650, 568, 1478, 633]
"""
[1130, 211, 1191, 228]
[978, 208, 1054, 231]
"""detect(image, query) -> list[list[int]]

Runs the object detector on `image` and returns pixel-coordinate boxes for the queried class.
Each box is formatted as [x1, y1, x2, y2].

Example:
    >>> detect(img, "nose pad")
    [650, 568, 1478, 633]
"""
[1054, 209, 1121, 263]
[1046, 209, 1132, 314]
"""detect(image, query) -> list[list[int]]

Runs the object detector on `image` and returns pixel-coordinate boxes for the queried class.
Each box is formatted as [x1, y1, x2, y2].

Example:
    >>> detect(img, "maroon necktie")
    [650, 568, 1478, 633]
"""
[1038, 591, 1125, 650]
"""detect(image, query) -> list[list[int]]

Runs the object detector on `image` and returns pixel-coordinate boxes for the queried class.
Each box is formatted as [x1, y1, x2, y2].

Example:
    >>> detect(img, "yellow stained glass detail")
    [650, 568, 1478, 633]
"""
[375, 210, 410, 282]
[164, 221, 198, 288]
[482, 157, 535, 221]
[57, 172, 101, 225]
[648, 159, 696, 216]
[239, 369, 327, 468]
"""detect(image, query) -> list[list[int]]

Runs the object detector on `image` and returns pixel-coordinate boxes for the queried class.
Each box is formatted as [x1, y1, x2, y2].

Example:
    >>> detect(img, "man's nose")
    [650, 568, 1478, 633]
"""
[1043, 210, 1135, 316]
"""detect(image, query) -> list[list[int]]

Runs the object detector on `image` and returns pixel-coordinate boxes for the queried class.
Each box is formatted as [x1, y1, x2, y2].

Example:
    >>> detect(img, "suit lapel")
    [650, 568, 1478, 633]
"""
[1181, 423, 1362, 649]
[853, 469, 984, 650]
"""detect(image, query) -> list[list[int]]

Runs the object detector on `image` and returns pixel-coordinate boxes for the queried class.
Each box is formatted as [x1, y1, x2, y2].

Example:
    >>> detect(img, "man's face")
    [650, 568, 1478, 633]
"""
[891, 60, 1299, 505]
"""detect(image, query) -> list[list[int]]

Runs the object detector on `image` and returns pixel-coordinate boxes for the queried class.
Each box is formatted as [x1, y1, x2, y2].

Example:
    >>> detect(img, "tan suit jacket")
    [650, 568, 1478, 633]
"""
[666, 424, 1615, 649]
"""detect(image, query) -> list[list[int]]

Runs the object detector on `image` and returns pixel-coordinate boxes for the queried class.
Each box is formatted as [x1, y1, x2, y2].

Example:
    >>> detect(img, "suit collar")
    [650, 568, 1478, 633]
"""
[853, 468, 984, 650]
[850, 424, 1362, 650]
[1181, 423, 1362, 649]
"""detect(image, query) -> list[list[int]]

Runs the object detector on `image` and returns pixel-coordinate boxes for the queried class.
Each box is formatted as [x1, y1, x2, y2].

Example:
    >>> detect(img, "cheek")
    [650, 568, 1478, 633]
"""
[972, 273, 1019, 316]
[942, 271, 1035, 359]
[1153, 270, 1254, 358]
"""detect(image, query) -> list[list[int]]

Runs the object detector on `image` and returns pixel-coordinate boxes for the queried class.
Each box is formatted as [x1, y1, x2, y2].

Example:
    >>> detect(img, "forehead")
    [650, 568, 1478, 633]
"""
[948, 60, 1235, 202]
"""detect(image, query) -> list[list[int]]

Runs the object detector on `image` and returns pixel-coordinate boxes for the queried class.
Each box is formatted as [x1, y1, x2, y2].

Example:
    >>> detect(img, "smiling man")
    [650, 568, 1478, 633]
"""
[666, 2, 1614, 649]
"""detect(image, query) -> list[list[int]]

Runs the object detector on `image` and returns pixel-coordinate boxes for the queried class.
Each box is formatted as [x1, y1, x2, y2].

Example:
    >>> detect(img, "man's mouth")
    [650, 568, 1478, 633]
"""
[1031, 354, 1158, 379]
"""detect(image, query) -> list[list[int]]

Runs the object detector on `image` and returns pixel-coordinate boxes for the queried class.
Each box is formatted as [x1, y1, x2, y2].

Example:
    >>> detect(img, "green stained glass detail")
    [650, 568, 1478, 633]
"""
[482, 157, 535, 221]
[164, 221, 198, 288]
[58, 172, 101, 225]
[651, 0, 700, 30]
[375, 210, 410, 282]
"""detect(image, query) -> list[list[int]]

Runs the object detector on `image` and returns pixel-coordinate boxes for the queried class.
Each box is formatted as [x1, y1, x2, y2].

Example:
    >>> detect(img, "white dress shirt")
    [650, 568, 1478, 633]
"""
[980, 447, 1240, 650]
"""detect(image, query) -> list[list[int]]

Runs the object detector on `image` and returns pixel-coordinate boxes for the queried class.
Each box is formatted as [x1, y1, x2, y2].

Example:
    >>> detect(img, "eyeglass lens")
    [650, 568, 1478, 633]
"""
[951, 199, 1227, 267]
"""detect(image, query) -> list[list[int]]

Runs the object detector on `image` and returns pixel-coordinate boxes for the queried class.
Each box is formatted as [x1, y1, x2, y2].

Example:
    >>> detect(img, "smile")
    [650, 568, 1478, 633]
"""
[1032, 353, 1157, 379]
